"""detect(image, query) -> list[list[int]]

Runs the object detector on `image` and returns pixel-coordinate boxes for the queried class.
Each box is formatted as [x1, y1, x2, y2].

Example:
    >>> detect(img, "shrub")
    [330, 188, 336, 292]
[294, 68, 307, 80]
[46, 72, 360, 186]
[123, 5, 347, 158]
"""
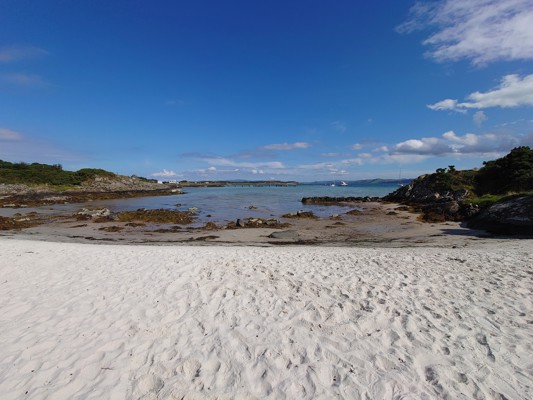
[475, 146, 533, 195]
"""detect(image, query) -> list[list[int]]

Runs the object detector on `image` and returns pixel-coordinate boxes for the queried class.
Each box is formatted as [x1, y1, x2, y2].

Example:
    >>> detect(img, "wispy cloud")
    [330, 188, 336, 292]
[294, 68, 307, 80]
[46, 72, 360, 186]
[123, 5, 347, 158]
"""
[331, 121, 347, 133]
[0, 45, 48, 63]
[391, 130, 525, 156]
[206, 157, 285, 169]
[298, 162, 334, 170]
[0, 128, 24, 141]
[262, 142, 311, 151]
[351, 143, 363, 150]
[1, 72, 47, 87]
[151, 169, 179, 178]
[341, 158, 364, 166]
[398, 0, 533, 65]
[428, 74, 533, 111]
[321, 152, 350, 158]
[473, 111, 487, 126]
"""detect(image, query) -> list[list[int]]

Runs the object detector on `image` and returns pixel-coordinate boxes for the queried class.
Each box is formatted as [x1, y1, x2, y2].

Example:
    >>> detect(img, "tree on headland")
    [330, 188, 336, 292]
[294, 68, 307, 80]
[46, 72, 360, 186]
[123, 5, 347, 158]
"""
[475, 146, 533, 195]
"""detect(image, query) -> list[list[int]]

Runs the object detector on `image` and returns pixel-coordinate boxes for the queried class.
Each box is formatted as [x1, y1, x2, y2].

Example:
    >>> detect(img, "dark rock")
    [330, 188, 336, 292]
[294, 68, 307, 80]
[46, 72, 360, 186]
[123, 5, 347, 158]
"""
[191, 235, 219, 241]
[282, 210, 317, 219]
[125, 222, 146, 227]
[302, 196, 380, 205]
[230, 218, 289, 229]
[384, 176, 471, 204]
[383, 175, 477, 222]
[98, 225, 124, 232]
[268, 230, 299, 240]
[467, 195, 533, 235]
[345, 209, 362, 216]
[203, 222, 218, 230]
[115, 209, 195, 224]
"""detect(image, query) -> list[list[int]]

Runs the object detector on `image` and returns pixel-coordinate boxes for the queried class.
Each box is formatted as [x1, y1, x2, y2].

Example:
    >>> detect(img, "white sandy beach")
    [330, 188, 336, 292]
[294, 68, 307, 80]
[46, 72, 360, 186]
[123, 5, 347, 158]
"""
[1, 237, 532, 399]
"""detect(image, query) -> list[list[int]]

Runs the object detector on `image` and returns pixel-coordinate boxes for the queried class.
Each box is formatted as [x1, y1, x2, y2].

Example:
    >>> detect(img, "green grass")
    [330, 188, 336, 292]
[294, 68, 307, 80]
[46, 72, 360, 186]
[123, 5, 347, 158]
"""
[467, 191, 533, 208]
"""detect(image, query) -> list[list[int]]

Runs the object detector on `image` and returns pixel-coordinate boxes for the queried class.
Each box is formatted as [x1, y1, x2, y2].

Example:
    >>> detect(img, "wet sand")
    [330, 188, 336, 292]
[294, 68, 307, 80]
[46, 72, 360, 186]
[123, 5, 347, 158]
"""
[0, 202, 495, 247]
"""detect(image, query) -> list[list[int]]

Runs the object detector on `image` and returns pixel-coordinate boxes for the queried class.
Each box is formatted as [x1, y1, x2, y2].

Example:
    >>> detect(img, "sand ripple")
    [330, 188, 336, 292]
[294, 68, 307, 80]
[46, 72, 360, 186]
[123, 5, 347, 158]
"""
[0, 239, 532, 399]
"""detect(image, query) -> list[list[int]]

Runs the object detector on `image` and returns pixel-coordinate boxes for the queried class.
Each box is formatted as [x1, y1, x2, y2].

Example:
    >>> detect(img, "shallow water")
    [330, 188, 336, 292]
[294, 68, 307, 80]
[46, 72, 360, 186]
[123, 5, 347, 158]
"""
[1, 184, 398, 224]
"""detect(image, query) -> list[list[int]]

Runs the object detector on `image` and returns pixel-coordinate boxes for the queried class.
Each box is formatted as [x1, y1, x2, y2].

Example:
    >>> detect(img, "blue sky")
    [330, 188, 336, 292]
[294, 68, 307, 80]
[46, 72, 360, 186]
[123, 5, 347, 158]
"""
[1, 0, 532, 181]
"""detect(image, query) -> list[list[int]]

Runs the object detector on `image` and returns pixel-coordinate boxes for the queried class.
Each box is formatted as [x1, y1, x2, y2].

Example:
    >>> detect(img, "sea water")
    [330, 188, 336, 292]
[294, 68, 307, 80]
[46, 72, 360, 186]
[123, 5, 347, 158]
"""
[87, 183, 398, 224]
[0, 183, 399, 224]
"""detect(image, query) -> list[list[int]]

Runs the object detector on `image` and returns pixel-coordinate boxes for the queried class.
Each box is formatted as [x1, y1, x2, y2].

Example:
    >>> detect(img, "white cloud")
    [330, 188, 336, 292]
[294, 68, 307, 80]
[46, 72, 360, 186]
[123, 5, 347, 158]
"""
[298, 162, 334, 170]
[351, 143, 363, 150]
[206, 157, 285, 169]
[262, 142, 311, 151]
[473, 111, 488, 126]
[341, 158, 364, 166]
[373, 146, 389, 153]
[392, 130, 523, 156]
[331, 121, 347, 133]
[429, 74, 533, 111]
[151, 169, 179, 177]
[358, 153, 373, 159]
[463, 74, 533, 108]
[0, 128, 23, 141]
[0, 46, 48, 63]
[373, 154, 430, 165]
[393, 137, 449, 155]
[427, 98, 460, 111]
[398, 0, 533, 65]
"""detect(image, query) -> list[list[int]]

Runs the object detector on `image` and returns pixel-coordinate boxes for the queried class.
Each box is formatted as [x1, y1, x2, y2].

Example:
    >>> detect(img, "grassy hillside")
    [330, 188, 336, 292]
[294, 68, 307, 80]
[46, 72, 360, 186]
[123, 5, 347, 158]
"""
[0, 161, 115, 186]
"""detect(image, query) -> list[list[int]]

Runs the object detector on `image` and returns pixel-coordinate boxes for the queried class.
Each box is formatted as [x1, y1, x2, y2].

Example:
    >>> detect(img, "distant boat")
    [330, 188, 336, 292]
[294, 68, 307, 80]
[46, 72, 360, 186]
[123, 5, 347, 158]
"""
[330, 182, 336, 187]
[340, 181, 348, 186]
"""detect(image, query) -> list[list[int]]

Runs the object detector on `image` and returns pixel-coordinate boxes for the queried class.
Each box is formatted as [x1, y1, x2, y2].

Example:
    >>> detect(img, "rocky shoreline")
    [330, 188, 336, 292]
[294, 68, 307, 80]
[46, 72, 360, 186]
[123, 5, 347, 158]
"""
[382, 176, 532, 235]
[0, 176, 182, 208]
[1, 171, 532, 239]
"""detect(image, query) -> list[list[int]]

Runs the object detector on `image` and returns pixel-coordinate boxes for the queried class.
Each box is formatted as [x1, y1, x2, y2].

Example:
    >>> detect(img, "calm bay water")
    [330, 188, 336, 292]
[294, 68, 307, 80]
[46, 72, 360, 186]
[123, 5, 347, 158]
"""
[88, 183, 398, 224]
[1, 183, 398, 224]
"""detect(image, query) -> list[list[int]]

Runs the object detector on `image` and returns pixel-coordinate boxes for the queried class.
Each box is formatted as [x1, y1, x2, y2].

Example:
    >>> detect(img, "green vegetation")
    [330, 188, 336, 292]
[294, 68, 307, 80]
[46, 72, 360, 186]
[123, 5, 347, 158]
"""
[429, 147, 533, 208]
[432, 166, 477, 193]
[474, 146, 533, 195]
[467, 194, 509, 208]
[0, 160, 115, 186]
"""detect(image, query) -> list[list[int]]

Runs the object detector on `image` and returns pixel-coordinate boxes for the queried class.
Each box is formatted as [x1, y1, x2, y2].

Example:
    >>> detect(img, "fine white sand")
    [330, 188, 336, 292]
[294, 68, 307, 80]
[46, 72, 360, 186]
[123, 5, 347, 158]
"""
[1, 238, 532, 399]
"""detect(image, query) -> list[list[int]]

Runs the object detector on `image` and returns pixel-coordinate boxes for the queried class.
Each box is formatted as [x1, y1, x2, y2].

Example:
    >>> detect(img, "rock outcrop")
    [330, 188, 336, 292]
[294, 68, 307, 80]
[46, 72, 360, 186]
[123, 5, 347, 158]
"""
[467, 195, 533, 235]
[383, 175, 478, 222]
[0, 176, 181, 207]
[302, 196, 380, 205]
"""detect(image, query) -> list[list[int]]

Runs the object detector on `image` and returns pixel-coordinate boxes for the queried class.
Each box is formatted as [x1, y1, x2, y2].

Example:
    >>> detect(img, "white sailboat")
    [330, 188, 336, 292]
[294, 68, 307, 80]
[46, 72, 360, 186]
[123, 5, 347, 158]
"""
[398, 168, 404, 186]
[340, 181, 348, 186]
